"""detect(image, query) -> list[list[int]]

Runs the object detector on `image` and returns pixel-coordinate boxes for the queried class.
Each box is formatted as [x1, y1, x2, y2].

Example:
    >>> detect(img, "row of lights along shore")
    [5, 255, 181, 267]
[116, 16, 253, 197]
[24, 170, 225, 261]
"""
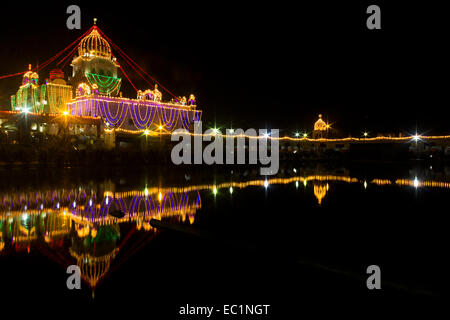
[18, 108, 424, 141]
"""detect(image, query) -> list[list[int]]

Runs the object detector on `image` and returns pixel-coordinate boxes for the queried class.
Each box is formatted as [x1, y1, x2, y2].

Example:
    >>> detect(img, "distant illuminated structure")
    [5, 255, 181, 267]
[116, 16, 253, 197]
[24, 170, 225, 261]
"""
[312, 114, 329, 139]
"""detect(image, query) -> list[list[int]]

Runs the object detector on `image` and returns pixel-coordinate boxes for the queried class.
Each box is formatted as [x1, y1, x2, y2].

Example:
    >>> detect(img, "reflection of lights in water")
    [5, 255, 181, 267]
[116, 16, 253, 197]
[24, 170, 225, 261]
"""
[89, 199, 92, 206]
[73, 201, 76, 208]
[56, 203, 60, 209]
[106, 197, 109, 205]
[303, 180, 307, 187]
[295, 181, 299, 188]
[364, 181, 367, 189]
[414, 177, 420, 188]
[144, 188, 149, 196]
[24, 205, 27, 211]
[22, 213, 28, 221]
[213, 187, 218, 195]
[158, 192, 162, 201]
[314, 184, 328, 205]
[40, 204, 43, 210]
[229, 187, 233, 194]
[264, 180, 269, 188]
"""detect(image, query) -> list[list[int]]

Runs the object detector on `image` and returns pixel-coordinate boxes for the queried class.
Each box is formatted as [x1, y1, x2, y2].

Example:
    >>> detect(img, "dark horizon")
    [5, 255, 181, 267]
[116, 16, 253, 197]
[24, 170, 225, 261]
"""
[0, 1, 448, 136]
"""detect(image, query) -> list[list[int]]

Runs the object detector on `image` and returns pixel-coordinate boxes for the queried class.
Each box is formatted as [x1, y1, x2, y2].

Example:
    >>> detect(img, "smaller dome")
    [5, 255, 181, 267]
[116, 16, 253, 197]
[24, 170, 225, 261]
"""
[314, 114, 327, 131]
[23, 69, 38, 85]
[23, 71, 33, 78]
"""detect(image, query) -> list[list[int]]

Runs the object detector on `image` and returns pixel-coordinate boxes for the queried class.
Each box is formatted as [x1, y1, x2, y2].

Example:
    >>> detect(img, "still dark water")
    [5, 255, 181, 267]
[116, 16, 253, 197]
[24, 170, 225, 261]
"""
[0, 163, 447, 315]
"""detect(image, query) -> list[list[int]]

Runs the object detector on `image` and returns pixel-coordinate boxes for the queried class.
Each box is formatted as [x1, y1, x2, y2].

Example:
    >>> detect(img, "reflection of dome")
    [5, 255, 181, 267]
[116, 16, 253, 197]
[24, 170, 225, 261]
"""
[78, 28, 112, 59]
[69, 224, 120, 289]
[314, 114, 327, 131]
[69, 250, 115, 289]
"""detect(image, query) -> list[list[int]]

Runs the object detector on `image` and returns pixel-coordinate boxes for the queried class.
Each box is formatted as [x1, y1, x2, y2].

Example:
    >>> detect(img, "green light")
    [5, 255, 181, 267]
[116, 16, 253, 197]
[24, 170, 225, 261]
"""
[85, 73, 121, 94]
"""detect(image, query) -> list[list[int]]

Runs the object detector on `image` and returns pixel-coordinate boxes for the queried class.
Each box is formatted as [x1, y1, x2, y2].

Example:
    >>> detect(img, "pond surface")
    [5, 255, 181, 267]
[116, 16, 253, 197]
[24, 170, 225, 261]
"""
[0, 164, 447, 313]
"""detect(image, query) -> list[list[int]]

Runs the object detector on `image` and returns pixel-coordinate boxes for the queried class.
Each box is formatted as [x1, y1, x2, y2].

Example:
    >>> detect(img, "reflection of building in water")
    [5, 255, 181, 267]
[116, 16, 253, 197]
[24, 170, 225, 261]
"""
[0, 186, 201, 290]
[313, 183, 329, 205]
[4, 21, 201, 148]
[2, 174, 450, 289]
[69, 224, 120, 290]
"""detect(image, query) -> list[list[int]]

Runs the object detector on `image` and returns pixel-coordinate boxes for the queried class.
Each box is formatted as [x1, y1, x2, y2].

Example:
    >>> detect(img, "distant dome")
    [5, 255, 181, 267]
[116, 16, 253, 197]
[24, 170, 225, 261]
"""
[78, 27, 112, 59]
[314, 114, 327, 131]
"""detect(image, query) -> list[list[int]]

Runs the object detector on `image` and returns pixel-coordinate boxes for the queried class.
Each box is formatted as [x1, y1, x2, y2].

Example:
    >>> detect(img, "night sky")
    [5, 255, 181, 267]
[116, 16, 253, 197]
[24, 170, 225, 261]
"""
[0, 1, 448, 136]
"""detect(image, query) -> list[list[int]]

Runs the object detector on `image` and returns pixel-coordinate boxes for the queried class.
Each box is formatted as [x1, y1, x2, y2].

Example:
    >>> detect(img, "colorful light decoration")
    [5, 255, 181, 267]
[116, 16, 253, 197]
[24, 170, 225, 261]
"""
[69, 96, 201, 132]
[46, 83, 72, 114]
[99, 101, 127, 127]
[130, 103, 157, 130]
[9, 23, 201, 135]
[158, 106, 178, 130]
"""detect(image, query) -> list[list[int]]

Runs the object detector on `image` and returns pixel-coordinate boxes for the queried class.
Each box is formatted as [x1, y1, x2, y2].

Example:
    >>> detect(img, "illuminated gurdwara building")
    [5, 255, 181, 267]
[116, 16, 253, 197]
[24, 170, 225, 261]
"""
[10, 22, 202, 136]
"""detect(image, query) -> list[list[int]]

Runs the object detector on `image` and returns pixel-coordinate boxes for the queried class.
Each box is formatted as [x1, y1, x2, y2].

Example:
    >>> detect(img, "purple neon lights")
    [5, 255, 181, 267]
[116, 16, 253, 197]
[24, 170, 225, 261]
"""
[159, 106, 178, 130]
[130, 103, 157, 129]
[100, 101, 127, 127]
[69, 97, 198, 131]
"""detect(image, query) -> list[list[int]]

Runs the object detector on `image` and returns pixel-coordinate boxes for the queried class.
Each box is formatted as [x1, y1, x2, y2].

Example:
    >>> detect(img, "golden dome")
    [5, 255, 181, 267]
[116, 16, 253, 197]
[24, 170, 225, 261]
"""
[78, 27, 112, 59]
[314, 114, 327, 131]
